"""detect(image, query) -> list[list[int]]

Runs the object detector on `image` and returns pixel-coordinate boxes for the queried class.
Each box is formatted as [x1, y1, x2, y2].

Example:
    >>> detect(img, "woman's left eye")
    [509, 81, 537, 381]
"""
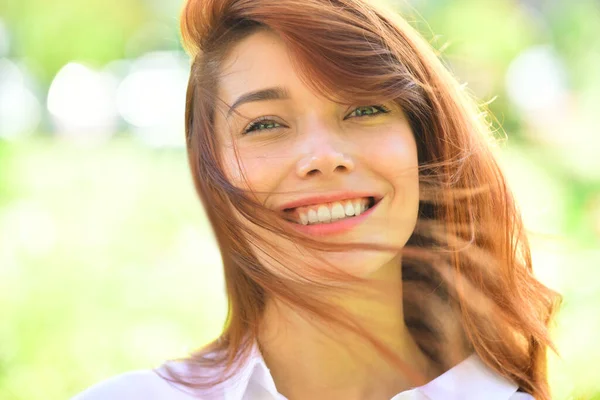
[345, 105, 390, 119]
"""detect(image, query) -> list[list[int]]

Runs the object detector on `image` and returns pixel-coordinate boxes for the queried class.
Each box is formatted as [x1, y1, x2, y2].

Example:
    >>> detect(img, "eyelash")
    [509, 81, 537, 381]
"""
[243, 116, 282, 135]
[345, 105, 391, 119]
[242, 105, 391, 135]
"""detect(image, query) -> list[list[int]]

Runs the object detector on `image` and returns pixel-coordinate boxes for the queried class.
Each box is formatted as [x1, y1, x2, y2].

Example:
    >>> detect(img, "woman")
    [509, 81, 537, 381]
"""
[74, 0, 560, 399]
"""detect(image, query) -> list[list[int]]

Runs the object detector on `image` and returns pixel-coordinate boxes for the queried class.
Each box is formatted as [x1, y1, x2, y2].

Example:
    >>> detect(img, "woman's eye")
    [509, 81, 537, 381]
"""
[243, 119, 283, 134]
[346, 105, 390, 119]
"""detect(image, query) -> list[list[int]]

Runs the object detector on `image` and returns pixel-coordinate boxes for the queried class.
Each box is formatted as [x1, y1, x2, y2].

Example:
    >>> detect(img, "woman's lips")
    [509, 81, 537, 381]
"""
[283, 197, 381, 236]
[278, 192, 381, 211]
[284, 197, 374, 225]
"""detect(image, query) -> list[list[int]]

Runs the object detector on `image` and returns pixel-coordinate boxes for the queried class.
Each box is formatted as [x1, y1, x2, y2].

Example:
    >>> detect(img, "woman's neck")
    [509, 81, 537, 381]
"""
[257, 258, 436, 400]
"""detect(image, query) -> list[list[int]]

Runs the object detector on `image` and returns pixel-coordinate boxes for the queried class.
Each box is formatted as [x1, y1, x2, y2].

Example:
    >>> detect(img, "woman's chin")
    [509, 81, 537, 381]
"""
[310, 250, 401, 279]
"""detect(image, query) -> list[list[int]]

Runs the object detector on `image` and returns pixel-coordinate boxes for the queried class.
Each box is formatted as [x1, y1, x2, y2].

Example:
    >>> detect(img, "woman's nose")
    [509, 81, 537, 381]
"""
[295, 139, 355, 179]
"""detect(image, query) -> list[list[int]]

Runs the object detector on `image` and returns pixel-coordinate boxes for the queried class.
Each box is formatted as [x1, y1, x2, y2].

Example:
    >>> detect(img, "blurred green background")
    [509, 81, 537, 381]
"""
[0, 0, 599, 398]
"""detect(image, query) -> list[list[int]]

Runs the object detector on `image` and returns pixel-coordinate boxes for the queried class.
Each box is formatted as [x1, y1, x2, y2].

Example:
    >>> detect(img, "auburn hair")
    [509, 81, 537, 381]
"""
[163, 0, 561, 399]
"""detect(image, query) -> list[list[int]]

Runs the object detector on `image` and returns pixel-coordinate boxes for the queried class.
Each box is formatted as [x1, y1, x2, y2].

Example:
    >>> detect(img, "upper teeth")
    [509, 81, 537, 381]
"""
[290, 198, 371, 225]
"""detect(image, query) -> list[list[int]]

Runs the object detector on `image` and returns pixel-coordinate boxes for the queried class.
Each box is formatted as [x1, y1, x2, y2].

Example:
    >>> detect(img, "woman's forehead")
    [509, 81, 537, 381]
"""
[214, 28, 399, 113]
[217, 30, 301, 103]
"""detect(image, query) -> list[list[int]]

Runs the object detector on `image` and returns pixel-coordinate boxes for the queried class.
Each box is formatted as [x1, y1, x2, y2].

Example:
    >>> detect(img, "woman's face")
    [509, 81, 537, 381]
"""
[215, 30, 420, 278]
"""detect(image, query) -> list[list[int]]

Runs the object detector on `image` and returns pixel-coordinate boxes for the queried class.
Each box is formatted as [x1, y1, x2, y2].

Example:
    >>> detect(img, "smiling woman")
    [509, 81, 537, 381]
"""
[215, 29, 421, 281]
[73, 1, 560, 399]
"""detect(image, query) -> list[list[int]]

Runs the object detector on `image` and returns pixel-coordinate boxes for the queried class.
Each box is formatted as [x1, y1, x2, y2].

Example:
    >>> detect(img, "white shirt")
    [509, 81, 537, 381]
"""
[73, 345, 533, 400]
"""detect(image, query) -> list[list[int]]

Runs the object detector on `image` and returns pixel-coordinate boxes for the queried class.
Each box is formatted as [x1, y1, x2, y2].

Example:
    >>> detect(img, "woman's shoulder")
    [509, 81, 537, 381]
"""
[72, 349, 236, 400]
[71, 368, 202, 400]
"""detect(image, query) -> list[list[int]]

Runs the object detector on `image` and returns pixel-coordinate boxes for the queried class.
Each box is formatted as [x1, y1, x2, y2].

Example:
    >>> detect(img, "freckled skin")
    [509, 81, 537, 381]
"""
[216, 30, 419, 278]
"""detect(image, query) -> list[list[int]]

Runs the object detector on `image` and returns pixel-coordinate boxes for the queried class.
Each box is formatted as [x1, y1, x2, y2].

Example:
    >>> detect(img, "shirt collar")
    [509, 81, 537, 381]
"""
[415, 354, 520, 400]
[225, 344, 278, 400]
[227, 344, 519, 400]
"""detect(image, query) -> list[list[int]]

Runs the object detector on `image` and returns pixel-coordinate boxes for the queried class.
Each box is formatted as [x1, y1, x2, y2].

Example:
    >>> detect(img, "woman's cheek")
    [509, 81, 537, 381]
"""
[358, 129, 418, 171]
[227, 149, 285, 193]
[221, 147, 246, 188]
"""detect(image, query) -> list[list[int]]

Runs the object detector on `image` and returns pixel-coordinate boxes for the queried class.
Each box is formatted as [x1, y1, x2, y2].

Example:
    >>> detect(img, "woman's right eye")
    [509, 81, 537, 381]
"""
[243, 118, 283, 134]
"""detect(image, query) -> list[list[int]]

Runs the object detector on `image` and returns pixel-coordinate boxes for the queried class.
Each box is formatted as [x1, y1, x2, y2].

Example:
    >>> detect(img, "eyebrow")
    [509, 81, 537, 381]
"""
[226, 86, 290, 118]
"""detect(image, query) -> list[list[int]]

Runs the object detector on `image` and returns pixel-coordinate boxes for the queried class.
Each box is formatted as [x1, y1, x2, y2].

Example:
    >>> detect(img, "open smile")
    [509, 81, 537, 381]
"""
[283, 196, 376, 225]
[281, 196, 382, 236]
